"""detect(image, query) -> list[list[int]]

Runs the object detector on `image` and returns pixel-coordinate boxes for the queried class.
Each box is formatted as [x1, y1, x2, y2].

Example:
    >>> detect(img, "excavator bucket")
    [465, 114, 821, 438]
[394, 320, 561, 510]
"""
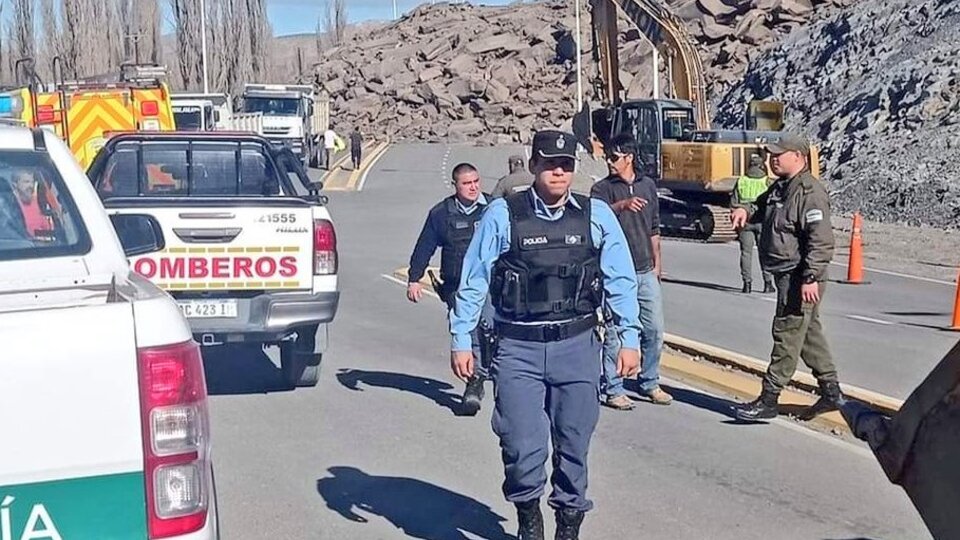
[841, 339, 960, 539]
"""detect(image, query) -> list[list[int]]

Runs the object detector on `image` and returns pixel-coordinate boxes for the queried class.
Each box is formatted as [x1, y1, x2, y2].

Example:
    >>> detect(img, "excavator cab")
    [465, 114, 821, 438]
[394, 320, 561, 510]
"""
[745, 100, 786, 131]
[592, 98, 698, 179]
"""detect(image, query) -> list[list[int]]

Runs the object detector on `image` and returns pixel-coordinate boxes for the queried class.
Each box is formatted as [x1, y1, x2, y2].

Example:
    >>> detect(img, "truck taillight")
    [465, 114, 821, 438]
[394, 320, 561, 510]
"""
[138, 340, 210, 538]
[313, 219, 337, 275]
[36, 105, 55, 124]
[141, 100, 160, 116]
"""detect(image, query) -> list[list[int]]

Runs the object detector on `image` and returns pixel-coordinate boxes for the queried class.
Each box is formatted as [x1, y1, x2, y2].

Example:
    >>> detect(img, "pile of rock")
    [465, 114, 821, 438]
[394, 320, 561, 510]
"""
[313, 0, 844, 144]
[715, 0, 960, 228]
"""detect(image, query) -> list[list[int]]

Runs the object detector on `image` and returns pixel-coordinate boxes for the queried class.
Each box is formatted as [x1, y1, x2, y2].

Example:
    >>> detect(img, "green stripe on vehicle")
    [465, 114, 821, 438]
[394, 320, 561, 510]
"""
[1, 471, 146, 540]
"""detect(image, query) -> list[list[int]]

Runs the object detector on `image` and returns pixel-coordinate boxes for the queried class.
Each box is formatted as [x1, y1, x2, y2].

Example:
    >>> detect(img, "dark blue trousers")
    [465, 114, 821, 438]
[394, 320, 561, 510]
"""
[491, 328, 601, 512]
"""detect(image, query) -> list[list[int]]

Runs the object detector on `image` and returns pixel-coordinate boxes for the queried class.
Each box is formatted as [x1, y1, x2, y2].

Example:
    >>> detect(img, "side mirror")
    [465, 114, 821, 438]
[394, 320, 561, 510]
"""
[110, 214, 165, 257]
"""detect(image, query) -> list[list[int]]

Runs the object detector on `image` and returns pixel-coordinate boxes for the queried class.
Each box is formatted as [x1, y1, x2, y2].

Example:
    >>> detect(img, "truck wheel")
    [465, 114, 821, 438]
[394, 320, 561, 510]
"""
[280, 325, 322, 389]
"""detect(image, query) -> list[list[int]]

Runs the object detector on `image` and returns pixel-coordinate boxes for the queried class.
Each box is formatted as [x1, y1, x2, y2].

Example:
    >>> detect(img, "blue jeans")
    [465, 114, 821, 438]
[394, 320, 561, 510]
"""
[602, 270, 664, 397]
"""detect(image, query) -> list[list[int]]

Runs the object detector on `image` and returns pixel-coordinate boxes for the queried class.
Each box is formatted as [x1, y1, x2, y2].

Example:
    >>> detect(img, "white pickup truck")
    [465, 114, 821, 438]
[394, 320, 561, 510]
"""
[0, 126, 218, 538]
[87, 131, 340, 389]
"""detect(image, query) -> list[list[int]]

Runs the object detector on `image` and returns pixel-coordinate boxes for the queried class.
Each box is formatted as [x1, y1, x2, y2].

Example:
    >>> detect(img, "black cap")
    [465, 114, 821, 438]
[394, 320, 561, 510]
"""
[765, 133, 809, 155]
[531, 130, 578, 160]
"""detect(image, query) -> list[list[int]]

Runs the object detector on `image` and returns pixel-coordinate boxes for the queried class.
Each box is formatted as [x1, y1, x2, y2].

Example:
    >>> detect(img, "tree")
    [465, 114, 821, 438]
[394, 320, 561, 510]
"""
[333, 0, 347, 47]
[39, 0, 62, 80]
[172, 0, 203, 90]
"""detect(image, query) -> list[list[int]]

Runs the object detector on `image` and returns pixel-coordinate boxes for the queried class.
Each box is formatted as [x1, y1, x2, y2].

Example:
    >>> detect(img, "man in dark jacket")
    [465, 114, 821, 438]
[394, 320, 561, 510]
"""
[730, 133, 844, 422]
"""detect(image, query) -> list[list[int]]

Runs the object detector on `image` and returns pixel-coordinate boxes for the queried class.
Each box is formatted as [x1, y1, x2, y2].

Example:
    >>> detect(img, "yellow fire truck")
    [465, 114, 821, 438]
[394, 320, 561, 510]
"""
[0, 60, 176, 169]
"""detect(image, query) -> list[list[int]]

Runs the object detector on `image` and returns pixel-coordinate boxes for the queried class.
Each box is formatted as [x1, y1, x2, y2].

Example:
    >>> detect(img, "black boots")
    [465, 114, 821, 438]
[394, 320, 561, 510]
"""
[554, 509, 584, 540]
[516, 501, 544, 540]
[735, 388, 780, 421]
[799, 381, 845, 421]
[742, 281, 752, 294]
[461, 376, 484, 416]
[763, 281, 776, 294]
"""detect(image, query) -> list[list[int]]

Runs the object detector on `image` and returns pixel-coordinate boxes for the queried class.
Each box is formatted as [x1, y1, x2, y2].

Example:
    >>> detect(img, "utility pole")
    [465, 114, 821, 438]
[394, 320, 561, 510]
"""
[201, 0, 210, 93]
[574, 0, 584, 112]
[393, 0, 399, 20]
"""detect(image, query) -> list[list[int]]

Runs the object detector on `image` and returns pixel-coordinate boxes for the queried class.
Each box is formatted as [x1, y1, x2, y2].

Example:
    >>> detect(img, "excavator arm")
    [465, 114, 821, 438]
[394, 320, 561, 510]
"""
[589, 0, 710, 130]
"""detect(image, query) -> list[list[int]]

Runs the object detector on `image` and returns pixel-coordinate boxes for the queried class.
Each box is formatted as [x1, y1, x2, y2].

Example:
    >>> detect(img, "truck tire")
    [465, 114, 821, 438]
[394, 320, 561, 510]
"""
[280, 324, 322, 389]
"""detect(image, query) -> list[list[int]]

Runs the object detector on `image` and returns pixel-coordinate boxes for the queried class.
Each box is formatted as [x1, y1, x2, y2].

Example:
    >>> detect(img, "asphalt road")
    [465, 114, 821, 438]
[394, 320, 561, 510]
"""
[202, 143, 932, 539]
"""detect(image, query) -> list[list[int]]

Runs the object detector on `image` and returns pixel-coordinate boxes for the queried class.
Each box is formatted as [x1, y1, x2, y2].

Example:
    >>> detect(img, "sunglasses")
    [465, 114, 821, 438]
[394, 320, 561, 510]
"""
[539, 157, 576, 172]
[605, 153, 630, 163]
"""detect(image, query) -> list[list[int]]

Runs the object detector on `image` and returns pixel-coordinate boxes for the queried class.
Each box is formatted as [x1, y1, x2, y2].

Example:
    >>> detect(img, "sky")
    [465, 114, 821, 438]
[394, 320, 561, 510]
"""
[264, 0, 519, 35]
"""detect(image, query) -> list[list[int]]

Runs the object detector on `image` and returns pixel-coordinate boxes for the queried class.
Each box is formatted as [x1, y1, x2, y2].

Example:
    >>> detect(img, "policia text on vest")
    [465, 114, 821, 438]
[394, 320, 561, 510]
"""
[449, 129, 643, 539]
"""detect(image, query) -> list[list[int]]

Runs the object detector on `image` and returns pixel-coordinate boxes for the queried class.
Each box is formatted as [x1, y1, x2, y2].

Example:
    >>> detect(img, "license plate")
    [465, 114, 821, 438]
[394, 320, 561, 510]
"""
[177, 299, 238, 318]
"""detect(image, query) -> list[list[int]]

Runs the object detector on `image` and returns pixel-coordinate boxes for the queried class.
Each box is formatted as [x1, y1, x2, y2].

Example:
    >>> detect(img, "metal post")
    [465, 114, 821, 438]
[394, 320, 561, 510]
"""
[393, 0, 399, 19]
[652, 46, 660, 99]
[574, 0, 584, 112]
[201, 0, 210, 94]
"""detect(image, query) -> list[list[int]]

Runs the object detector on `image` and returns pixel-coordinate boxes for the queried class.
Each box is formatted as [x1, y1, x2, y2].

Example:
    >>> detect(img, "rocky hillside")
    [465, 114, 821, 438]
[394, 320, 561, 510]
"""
[313, 0, 844, 144]
[716, 0, 960, 228]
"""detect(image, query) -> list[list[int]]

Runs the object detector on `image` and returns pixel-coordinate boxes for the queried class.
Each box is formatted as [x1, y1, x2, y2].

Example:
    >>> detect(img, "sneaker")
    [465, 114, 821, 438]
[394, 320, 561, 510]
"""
[643, 387, 673, 405]
[603, 394, 635, 410]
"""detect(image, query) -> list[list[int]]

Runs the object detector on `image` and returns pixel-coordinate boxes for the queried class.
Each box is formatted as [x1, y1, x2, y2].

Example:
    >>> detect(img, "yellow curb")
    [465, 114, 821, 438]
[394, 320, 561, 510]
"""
[345, 142, 391, 191]
[664, 334, 903, 415]
[324, 141, 389, 191]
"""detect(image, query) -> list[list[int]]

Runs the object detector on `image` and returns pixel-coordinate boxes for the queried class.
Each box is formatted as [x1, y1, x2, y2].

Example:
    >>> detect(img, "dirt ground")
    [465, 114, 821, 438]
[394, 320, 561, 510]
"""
[832, 215, 960, 283]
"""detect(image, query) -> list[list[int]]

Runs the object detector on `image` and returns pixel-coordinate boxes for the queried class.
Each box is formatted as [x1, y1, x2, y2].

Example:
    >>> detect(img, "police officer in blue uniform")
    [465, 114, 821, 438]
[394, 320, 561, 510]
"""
[408, 162, 493, 415]
[450, 131, 642, 540]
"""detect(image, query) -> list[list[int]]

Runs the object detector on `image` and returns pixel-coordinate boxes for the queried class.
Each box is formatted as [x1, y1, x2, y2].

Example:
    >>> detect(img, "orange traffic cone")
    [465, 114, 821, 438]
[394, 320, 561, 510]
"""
[844, 213, 868, 284]
[950, 269, 960, 331]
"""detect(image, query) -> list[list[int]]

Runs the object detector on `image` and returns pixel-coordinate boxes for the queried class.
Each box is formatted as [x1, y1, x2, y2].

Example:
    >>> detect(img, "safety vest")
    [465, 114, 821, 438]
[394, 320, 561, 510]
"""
[491, 192, 602, 322]
[736, 174, 770, 204]
[438, 196, 485, 294]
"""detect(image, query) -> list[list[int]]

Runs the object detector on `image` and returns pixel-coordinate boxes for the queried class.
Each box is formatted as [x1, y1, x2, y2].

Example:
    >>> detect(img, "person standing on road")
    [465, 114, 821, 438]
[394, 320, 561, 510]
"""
[491, 155, 533, 198]
[730, 133, 844, 422]
[732, 153, 775, 294]
[450, 130, 642, 540]
[349, 127, 363, 170]
[322, 126, 338, 170]
[407, 162, 493, 415]
[590, 133, 672, 410]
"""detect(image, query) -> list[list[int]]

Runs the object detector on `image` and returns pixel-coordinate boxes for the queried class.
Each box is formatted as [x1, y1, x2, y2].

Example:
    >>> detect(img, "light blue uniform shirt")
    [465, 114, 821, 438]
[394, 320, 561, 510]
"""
[455, 193, 487, 215]
[450, 189, 641, 351]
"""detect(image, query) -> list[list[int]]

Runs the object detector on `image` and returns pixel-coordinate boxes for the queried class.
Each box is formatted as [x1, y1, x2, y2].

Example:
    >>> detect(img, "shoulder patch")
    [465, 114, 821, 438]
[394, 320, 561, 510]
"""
[805, 209, 824, 223]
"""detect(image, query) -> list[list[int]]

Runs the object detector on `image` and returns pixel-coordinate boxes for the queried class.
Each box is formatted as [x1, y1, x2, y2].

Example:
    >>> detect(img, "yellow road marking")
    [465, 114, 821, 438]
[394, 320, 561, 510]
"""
[344, 142, 391, 191]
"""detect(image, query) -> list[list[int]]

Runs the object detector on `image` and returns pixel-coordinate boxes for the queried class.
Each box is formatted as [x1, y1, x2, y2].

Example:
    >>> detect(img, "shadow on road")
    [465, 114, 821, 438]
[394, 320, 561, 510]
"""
[336, 368, 467, 415]
[883, 311, 951, 317]
[640, 383, 740, 420]
[317, 466, 514, 540]
[661, 277, 742, 294]
[201, 344, 292, 396]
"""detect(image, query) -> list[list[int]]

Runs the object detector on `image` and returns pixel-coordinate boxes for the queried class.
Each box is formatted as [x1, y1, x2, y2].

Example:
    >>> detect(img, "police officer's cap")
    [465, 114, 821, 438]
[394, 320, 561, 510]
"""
[765, 133, 809, 156]
[531, 130, 578, 160]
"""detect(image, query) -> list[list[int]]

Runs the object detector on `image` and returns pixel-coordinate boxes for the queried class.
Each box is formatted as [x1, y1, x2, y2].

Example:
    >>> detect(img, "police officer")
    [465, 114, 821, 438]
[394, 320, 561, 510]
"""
[407, 162, 493, 415]
[450, 130, 642, 540]
[730, 133, 844, 422]
[732, 153, 775, 294]
[491, 155, 533, 198]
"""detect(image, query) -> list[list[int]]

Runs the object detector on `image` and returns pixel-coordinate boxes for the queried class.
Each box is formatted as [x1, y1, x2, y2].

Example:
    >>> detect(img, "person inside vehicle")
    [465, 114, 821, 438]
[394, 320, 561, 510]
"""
[10, 167, 56, 241]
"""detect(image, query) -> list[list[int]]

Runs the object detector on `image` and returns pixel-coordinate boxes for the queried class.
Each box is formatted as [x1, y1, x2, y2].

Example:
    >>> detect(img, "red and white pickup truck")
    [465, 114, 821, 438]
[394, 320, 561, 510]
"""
[87, 131, 340, 389]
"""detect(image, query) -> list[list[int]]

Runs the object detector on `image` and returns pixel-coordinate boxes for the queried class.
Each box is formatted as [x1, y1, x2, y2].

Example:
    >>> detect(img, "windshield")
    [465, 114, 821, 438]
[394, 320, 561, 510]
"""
[242, 97, 300, 116]
[0, 150, 90, 261]
[174, 109, 203, 131]
[662, 109, 694, 140]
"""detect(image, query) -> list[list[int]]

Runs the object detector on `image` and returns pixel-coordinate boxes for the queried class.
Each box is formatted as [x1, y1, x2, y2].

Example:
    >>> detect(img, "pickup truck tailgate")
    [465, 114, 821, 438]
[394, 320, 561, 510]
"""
[0, 303, 147, 538]
[114, 200, 316, 295]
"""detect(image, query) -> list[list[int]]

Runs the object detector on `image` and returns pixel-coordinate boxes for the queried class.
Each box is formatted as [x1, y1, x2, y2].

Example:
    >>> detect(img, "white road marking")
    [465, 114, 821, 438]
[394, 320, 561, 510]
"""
[846, 314, 895, 326]
[357, 144, 392, 192]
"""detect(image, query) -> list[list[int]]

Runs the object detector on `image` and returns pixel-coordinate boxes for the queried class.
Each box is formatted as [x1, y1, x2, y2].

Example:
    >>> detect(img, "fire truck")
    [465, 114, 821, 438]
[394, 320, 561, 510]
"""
[0, 59, 177, 169]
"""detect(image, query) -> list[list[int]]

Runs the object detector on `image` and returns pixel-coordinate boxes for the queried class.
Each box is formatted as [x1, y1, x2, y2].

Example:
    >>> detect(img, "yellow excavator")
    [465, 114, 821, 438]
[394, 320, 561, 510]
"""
[588, 0, 819, 242]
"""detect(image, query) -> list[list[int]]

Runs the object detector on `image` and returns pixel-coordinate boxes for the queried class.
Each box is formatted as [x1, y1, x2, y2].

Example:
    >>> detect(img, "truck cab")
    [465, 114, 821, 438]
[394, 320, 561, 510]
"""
[172, 98, 216, 131]
[240, 84, 324, 168]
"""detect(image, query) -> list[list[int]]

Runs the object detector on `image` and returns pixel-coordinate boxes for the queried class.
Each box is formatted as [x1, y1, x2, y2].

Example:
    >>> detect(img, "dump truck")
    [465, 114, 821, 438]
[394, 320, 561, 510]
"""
[172, 92, 264, 133]
[239, 84, 328, 168]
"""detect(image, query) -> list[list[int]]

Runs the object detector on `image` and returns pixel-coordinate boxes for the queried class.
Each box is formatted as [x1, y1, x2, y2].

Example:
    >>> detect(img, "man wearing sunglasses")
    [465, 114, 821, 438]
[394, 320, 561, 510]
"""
[591, 133, 672, 410]
[449, 130, 641, 540]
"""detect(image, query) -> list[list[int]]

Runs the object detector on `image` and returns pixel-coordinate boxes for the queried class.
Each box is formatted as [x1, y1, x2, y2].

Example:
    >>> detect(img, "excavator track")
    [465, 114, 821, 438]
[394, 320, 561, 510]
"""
[658, 197, 738, 243]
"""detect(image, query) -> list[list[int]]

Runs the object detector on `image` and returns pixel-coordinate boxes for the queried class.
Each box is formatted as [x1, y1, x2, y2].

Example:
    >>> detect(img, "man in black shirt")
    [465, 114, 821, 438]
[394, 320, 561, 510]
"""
[590, 133, 672, 409]
[349, 127, 363, 169]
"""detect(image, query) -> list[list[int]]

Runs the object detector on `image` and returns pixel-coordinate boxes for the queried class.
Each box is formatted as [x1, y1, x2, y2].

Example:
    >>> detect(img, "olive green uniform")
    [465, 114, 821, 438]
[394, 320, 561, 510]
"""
[748, 170, 838, 393]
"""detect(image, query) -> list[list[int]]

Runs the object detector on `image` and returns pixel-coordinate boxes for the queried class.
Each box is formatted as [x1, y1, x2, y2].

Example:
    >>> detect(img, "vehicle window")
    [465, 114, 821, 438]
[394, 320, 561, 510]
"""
[242, 97, 300, 116]
[0, 150, 91, 261]
[174, 108, 203, 131]
[142, 143, 189, 195]
[191, 143, 238, 195]
[97, 142, 139, 197]
[239, 145, 276, 195]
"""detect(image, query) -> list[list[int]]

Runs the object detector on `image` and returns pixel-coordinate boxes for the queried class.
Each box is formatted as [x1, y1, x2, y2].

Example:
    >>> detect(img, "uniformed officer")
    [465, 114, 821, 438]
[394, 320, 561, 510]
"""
[491, 155, 533, 198]
[730, 133, 844, 421]
[732, 153, 775, 294]
[407, 162, 493, 415]
[450, 130, 642, 540]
